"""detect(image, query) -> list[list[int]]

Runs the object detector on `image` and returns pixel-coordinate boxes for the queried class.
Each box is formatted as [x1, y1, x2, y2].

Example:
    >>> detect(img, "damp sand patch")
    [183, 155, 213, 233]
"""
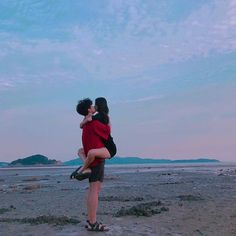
[159, 181, 183, 185]
[23, 184, 41, 191]
[99, 196, 144, 202]
[1, 183, 51, 193]
[115, 201, 169, 217]
[22, 183, 53, 192]
[104, 175, 120, 181]
[177, 195, 204, 201]
[0, 205, 16, 214]
[22, 177, 49, 182]
[0, 208, 11, 214]
[0, 215, 80, 226]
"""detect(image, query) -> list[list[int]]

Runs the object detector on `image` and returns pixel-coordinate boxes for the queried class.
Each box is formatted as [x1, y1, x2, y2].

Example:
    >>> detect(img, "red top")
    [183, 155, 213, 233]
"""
[82, 120, 110, 167]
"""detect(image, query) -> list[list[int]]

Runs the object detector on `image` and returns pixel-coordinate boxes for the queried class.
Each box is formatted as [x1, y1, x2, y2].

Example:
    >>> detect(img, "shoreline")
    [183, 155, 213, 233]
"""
[0, 162, 236, 174]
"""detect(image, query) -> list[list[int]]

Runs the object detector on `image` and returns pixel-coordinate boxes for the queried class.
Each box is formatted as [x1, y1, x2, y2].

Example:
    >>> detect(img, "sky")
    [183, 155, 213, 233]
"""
[0, 0, 236, 162]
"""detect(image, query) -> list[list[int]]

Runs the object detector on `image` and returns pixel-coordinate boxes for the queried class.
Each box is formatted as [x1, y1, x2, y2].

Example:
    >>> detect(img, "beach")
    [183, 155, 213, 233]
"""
[0, 163, 236, 236]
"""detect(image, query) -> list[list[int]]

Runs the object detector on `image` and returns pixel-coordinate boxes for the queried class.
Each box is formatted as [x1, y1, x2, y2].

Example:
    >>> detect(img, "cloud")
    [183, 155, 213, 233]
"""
[112, 95, 164, 104]
[0, 0, 236, 92]
[0, 81, 15, 90]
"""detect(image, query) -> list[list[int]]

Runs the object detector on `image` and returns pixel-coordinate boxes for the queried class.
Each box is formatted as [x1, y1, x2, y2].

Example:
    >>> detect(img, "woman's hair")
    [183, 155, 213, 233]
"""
[95, 97, 109, 114]
[95, 97, 109, 124]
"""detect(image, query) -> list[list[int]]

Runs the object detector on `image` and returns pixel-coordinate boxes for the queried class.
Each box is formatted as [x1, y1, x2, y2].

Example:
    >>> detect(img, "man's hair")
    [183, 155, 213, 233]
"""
[76, 98, 92, 116]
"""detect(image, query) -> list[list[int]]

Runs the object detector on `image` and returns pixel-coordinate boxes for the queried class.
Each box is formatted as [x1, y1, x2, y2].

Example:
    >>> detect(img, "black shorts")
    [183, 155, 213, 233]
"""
[104, 136, 117, 158]
[106, 143, 116, 158]
[89, 160, 105, 183]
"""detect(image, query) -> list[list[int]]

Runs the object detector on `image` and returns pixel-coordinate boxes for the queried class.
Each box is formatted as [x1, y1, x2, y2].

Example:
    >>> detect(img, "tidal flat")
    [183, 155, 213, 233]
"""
[0, 163, 236, 236]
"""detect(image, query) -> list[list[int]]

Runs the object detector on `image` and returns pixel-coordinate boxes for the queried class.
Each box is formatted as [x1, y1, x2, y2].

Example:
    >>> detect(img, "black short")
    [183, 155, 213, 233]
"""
[106, 143, 117, 158]
[104, 136, 117, 158]
[89, 160, 105, 183]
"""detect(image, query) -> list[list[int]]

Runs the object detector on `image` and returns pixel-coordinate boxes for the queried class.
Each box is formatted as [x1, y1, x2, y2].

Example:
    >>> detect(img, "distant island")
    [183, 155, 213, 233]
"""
[63, 156, 220, 166]
[9, 154, 60, 166]
[0, 162, 9, 167]
[0, 155, 220, 168]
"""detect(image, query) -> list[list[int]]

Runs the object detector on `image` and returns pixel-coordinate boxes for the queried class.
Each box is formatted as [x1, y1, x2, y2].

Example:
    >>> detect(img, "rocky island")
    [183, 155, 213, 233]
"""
[9, 154, 60, 166]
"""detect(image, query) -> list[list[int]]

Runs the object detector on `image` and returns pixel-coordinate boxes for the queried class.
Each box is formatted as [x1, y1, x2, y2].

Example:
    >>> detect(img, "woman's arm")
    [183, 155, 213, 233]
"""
[80, 114, 92, 128]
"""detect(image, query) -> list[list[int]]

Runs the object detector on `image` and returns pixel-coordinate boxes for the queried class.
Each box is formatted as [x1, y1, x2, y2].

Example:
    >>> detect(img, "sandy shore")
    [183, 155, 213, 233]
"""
[0, 163, 236, 236]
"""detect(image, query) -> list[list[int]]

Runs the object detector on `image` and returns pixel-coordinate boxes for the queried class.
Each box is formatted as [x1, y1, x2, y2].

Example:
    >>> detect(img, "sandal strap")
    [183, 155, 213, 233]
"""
[86, 220, 106, 228]
[70, 166, 82, 179]
[87, 221, 107, 231]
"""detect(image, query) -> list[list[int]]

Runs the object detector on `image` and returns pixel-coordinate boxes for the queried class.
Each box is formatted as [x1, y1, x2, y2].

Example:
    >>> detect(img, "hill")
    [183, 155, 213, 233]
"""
[10, 154, 59, 166]
[63, 159, 83, 166]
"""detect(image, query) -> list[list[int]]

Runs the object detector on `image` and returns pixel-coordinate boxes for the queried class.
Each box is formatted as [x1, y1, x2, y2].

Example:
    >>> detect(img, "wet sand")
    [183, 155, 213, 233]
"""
[0, 163, 236, 236]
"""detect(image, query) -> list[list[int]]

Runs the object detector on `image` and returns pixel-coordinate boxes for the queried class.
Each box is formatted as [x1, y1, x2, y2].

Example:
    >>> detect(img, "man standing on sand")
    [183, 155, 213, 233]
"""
[75, 98, 110, 232]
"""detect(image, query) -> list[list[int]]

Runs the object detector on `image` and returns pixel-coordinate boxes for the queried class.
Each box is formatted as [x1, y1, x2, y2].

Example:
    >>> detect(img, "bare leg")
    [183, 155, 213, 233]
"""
[76, 148, 92, 175]
[87, 181, 101, 224]
[78, 148, 86, 163]
[79, 148, 110, 173]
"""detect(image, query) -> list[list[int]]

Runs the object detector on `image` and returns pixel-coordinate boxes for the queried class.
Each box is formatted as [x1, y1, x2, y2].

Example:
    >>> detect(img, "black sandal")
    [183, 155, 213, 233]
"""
[70, 166, 82, 179]
[85, 220, 106, 229]
[86, 221, 109, 232]
[70, 166, 91, 181]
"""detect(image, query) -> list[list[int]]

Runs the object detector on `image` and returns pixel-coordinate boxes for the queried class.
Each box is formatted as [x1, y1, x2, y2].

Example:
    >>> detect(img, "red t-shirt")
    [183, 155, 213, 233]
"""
[82, 120, 110, 167]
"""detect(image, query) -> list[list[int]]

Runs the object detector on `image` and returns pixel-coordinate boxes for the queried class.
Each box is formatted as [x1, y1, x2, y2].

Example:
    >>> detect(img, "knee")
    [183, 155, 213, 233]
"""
[90, 183, 102, 195]
[89, 188, 100, 196]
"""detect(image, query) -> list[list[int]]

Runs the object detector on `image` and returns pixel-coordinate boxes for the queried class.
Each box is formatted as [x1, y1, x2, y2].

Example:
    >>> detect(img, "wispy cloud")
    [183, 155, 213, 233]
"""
[113, 95, 164, 104]
[1, 1, 236, 162]
[0, 0, 235, 91]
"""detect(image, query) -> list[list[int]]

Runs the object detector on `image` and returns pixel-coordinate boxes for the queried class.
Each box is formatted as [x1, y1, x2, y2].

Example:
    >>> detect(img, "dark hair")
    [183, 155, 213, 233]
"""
[76, 98, 92, 116]
[95, 97, 109, 123]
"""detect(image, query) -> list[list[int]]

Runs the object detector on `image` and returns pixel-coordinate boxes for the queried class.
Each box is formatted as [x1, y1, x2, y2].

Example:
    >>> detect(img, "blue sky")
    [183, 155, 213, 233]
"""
[0, 0, 236, 162]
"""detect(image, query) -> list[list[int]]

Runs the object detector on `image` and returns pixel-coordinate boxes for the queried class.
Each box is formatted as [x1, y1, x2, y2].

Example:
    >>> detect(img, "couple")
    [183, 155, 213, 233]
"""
[71, 97, 116, 232]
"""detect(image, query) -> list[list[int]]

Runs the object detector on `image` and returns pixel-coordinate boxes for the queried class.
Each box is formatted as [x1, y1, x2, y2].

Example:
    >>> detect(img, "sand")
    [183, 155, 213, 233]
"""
[0, 163, 236, 236]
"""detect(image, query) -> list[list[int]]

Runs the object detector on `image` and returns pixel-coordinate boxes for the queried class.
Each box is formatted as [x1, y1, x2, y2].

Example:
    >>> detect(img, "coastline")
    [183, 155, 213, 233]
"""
[1, 161, 236, 173]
